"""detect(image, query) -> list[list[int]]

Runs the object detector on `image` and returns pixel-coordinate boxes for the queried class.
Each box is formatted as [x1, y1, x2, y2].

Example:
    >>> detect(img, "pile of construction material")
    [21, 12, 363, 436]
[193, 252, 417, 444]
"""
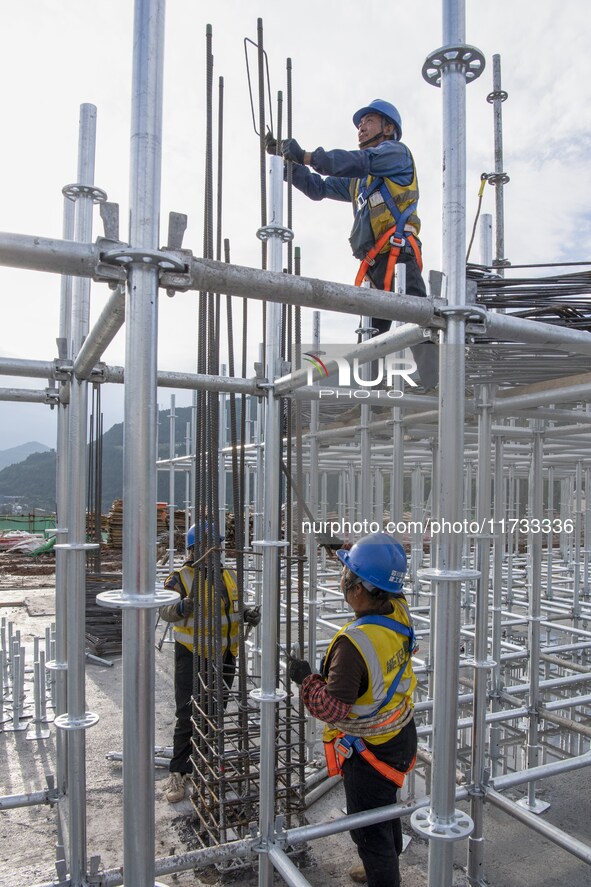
[85, 572, 123, 656]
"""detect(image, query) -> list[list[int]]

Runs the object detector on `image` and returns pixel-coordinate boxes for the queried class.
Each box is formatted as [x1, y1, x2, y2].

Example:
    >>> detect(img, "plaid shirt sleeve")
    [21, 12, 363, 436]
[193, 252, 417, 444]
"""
[300, 673, 352, 723]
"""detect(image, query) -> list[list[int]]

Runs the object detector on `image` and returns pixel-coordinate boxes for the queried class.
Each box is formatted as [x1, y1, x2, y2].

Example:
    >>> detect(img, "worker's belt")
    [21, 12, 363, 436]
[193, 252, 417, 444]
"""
[355, 225, 423, 292]
[324, 730, 416, 787]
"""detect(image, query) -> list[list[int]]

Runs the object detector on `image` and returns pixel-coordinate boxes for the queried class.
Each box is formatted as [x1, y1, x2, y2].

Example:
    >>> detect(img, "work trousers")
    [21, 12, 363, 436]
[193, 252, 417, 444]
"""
[342, 719, 417, 887]
[169, 640, 236, 774]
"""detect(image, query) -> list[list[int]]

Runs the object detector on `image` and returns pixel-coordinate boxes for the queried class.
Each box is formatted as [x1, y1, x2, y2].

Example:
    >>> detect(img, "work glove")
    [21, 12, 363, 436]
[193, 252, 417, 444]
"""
[264, 130, 278, 155]
[244, 606, 261, 627]
[281, 138, 305, 165]
[289, 657, 312, 685]
[178, 596, 194, 618]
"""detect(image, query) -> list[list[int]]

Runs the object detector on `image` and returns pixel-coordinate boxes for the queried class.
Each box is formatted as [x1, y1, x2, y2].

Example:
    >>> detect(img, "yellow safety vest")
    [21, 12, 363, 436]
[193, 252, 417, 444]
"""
[323, 598, 416, 746]
[169, 564, 240, 659]
[350, 167, 421, 253]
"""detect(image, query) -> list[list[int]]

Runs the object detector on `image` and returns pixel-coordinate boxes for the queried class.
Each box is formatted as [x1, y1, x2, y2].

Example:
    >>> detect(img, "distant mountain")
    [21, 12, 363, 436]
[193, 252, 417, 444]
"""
[0, 450, 57, 510]
[0, 407, 196, 513]
[0, 441, 51, 471]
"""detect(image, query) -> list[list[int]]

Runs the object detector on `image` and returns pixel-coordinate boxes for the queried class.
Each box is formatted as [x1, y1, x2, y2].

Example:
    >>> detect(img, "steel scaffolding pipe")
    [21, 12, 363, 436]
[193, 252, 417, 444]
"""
[51, 103, 102, 887]
[486, 789, 591, 865]
[73, 284, 126, 379]
[2, 226, 591, 356]
[287, 788, 469, 846]
[53, 194, 76, 806]
[0, 388, 58, 403]
[182, 257, 437, 325]
[118, 3, 166, 885]
[104, 364, 260, 394]
[0, 231, 102, 278]
[484, 312, 591, 354]
[0, 789, 55, 811]
[494, 378, 591, 413]
[255, 153, 289, 887]
[0, 357, 57, 378]
[467, 385, 493, 886]
[414, 4, 481, 885]
[273, 321, 428, 396]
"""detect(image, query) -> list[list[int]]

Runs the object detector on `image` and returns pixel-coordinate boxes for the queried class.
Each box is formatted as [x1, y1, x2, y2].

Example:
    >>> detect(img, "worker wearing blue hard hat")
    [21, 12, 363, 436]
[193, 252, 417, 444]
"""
[158, 522, 260, 804]
[266, 99, 438, 392]
[289, 533, 417, 886]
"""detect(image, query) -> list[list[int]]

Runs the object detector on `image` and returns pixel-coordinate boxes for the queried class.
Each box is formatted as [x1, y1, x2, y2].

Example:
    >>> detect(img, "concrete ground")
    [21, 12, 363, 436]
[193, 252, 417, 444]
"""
[1, 584, 590, 887]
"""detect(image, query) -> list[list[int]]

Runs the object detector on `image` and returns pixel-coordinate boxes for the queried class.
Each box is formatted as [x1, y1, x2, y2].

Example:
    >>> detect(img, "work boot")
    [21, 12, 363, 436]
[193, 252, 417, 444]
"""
[164, 772, 188, 803]
[348, 862, 367, 883]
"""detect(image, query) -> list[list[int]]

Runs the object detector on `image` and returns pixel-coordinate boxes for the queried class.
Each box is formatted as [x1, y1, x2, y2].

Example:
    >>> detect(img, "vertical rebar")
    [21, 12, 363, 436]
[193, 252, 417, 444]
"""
[168, 394, 176, 574]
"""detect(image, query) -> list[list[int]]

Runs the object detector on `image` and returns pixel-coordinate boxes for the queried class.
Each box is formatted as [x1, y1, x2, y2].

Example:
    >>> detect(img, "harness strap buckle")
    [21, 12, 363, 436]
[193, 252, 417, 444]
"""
[389, 234, 406, 249]
[333, 737, 354, 759]
[357, 194, 367, 211]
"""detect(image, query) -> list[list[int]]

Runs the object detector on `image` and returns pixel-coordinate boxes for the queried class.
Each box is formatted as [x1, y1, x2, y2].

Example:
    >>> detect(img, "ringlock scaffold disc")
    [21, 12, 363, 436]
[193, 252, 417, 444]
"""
[422, 45, 485, 87]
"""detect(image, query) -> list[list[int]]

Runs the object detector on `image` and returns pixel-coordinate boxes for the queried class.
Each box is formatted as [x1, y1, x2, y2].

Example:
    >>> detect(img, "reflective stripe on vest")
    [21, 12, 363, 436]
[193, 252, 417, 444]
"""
[322, 598, 416, 745]
[172, 565, 240, 657]
[350, 160, 421, 251]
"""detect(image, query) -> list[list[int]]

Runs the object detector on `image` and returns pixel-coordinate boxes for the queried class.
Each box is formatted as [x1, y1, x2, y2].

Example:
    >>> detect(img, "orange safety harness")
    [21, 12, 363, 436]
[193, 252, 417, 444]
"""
[354, 224, 423, 292]
[325, 733, 416, 787]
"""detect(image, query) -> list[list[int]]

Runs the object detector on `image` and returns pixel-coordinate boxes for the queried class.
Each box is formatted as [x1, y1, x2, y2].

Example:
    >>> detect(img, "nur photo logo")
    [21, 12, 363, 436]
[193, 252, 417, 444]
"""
[299, 344, 418, 400]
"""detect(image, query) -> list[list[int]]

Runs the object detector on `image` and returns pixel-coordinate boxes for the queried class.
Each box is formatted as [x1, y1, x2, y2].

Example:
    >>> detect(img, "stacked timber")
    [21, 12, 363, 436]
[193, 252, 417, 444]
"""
[85, 572, 122, 656]
[107, 500, 124, 548]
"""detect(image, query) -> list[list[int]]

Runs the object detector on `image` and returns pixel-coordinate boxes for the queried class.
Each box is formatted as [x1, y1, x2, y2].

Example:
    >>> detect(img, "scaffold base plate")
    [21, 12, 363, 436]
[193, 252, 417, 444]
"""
[516, 796, 551, 815]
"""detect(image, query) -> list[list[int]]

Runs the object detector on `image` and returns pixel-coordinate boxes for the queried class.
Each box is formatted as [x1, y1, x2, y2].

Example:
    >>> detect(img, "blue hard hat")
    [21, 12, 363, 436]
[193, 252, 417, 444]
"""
[353, 100, 402, 139]
[186, 524, 196, 547]
[336, 532, 407, 594]
[186, 520, 224, 548]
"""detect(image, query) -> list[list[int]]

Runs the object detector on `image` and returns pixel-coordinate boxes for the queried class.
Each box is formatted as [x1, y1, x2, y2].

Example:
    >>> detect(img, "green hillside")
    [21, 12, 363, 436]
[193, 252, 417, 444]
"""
[0, 406, 195, 513]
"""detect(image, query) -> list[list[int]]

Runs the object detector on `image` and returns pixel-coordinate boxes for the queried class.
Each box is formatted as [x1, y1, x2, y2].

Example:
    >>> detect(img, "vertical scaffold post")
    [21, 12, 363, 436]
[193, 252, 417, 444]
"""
[517, 421, 550, 815]
[412, 2, 485, 884]
[121, 3, 166, 885]
[252, 153, 292, 887]
[52, 193, 75, 797]
[306, 311, 320, 755]
[53, 103, 102, 887]
[95, 3, 177, 886]
[487, 54, 510, 270]
[467, 384, 494, 886]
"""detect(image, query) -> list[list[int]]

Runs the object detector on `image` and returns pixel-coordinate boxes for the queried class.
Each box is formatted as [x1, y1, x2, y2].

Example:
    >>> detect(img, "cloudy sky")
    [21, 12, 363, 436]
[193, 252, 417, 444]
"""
[0, 0, 589, 450]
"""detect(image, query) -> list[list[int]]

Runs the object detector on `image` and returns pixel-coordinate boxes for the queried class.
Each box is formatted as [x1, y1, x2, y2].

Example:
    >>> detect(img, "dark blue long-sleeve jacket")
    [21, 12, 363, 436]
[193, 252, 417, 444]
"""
[290, 140, 420, 259]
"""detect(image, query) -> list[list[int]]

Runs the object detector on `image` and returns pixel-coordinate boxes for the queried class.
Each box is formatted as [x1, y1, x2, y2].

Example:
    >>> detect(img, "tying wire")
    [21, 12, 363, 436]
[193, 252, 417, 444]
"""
[245, 20, 272, 343]
[243, 32, 274, 137]
[466, 173, 490, 263]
